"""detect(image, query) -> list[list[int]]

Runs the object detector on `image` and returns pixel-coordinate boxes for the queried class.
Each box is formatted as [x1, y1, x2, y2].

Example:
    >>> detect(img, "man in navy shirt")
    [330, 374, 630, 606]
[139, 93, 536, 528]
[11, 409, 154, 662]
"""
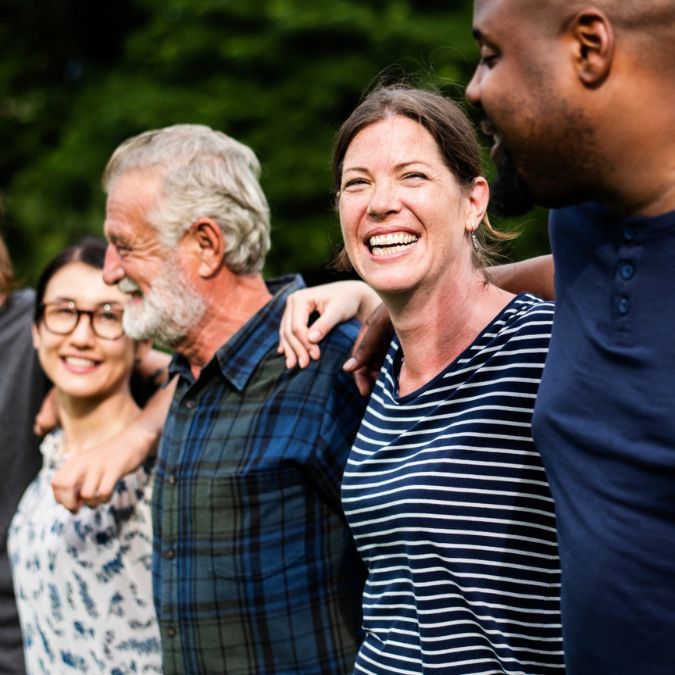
[466, 2, 675, 673]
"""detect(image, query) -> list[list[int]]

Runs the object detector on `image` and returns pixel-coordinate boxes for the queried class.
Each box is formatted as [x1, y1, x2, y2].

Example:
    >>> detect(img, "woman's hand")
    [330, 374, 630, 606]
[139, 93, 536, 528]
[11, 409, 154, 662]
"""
[34, 387, 59, 436]
[278, 280, 381, 368]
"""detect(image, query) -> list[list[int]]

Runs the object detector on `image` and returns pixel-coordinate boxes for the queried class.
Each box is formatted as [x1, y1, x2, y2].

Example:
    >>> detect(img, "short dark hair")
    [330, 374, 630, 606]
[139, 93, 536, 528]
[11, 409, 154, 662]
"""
[34, 236, 107, 323]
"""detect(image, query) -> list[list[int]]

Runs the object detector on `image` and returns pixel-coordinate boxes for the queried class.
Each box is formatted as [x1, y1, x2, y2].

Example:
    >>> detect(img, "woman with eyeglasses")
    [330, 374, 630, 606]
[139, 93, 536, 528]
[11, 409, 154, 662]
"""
[8, 237, 162, 674]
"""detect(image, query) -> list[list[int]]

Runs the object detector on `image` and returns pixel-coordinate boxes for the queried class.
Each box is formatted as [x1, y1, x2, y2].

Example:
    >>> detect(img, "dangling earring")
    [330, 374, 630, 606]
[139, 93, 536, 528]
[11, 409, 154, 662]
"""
[471, 232, 479, 253]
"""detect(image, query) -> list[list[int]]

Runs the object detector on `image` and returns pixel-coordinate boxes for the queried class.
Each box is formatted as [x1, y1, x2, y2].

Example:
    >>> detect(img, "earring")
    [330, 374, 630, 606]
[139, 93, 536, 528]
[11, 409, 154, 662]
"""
[471, 232, 479, 253]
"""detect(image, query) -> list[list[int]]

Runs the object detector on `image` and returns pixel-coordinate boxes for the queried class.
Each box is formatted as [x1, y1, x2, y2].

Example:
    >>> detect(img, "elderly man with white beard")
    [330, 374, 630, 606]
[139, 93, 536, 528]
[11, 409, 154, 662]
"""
[52, 124, 367, 675]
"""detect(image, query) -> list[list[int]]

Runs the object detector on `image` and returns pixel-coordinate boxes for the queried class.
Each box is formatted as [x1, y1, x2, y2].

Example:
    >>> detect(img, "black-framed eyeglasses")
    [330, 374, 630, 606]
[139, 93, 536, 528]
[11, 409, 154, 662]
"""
[39, 301, 126, 340]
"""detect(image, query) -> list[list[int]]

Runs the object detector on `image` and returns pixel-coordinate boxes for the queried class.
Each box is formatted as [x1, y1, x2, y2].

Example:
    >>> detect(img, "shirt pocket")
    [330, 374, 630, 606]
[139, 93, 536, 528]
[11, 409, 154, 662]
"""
[208, 466, 311, 581]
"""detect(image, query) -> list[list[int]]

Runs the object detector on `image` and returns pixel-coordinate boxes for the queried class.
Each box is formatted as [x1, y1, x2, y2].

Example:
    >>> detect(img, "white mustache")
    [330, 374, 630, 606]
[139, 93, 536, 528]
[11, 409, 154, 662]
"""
[117, 277, 141, 294]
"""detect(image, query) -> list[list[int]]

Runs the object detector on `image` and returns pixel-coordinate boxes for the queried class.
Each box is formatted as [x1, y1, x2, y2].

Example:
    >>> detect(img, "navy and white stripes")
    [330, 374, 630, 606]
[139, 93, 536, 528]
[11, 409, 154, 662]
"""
[343, 294, 563, 674]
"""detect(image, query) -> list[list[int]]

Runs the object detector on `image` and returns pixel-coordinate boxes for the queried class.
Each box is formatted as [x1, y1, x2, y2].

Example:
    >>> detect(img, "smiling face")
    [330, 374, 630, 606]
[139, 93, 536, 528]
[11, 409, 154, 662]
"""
[103, 168, 205, 347]
[466, 0, 600, 213]
[103, 168, 168, 296]
[32, 262, 138, 402]
[338, 115, 486, 299]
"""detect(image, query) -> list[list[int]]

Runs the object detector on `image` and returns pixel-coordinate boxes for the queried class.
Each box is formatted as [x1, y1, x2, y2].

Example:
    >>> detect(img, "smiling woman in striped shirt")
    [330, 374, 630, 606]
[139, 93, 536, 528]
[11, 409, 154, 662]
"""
[280, 85, 563, 674]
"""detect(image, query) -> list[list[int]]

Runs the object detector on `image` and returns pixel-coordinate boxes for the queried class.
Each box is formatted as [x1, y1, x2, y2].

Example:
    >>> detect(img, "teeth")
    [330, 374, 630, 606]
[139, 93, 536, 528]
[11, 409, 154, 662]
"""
[372, 244, 415, 257]
[368, 232, 418, 247]
[117, 277, 142, 295]
[64, 356, 97, 367]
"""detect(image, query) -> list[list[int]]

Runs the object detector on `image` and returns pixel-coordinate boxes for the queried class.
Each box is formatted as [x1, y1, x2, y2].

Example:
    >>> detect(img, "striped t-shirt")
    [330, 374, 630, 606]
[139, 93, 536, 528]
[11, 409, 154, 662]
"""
[342, 294, 563, 674]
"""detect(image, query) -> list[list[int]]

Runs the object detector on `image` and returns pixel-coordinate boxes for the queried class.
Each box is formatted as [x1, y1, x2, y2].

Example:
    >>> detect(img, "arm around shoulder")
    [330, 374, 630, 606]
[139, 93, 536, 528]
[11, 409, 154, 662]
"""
[278, 280, 381, 368]
[489, 254, 555, 300]
[51, 376, 177, 513]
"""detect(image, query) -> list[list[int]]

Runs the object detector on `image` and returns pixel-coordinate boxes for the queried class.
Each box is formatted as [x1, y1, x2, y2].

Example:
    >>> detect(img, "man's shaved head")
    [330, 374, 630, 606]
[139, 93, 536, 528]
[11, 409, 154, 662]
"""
[468, 0, 675, 215]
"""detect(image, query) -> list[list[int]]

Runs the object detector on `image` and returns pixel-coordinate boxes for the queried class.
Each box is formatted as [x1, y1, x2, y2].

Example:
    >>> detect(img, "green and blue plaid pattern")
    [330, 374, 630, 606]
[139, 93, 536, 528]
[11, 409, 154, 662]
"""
[153, 276, 367, 674]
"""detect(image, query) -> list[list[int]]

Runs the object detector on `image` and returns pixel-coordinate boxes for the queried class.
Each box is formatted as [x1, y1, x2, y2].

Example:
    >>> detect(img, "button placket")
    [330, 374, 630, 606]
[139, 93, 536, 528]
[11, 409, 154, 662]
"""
[613, 225, 640, 333]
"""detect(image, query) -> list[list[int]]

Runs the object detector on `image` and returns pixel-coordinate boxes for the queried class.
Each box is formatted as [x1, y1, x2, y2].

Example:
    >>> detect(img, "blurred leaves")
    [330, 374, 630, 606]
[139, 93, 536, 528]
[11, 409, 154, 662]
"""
[0, 0, 548, 286]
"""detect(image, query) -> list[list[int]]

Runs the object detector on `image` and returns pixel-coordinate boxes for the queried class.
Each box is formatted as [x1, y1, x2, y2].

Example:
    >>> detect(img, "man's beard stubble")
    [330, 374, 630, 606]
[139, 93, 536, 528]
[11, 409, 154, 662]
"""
[488, 148, 536, 218]
[118, 258, 206, 349]
[483, 97, 600, 218]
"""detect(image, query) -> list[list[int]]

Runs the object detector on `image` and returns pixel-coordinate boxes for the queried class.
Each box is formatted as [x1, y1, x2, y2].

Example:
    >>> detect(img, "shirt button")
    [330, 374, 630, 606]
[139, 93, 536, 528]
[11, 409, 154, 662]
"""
[620, 263, 635, 280]
[622, 227, 636, 243]
[617, 297, 630, 315]
[165, 548, 176, 560]
[167, 473, 178, 486]
[184, 399, 196, 409]
[166, 625, 177, 638]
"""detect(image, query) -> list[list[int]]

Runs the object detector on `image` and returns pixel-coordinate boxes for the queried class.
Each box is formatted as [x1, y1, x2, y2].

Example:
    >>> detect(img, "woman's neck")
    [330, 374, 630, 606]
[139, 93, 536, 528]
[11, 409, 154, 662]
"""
[56, 388, 140, 454]
[385, 274, 514, 398]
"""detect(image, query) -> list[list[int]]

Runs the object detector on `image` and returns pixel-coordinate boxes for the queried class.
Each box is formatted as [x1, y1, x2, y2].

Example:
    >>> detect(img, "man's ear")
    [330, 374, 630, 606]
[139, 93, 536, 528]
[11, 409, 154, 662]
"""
[568, 9, 614, 88]
[189, 218, 226, 278]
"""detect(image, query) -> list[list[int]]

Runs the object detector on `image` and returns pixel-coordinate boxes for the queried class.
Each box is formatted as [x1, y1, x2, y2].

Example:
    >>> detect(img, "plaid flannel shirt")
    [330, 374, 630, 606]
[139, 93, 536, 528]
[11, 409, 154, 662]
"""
[153, 275, 367, 674]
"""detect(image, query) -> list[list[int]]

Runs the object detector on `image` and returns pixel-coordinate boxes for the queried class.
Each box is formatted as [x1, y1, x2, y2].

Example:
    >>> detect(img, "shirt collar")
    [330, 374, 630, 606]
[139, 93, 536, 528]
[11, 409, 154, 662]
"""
[168, 274, 305, 391]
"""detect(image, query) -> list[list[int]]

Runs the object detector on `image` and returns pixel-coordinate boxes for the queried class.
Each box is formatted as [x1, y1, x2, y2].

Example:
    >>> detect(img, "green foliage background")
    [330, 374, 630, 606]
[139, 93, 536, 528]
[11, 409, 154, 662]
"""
[0, 0, 549, 287]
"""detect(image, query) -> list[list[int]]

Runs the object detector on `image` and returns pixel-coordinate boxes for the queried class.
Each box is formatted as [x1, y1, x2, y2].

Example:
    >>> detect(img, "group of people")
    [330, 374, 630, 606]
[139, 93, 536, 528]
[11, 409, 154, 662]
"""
[0, 0, 673, 673]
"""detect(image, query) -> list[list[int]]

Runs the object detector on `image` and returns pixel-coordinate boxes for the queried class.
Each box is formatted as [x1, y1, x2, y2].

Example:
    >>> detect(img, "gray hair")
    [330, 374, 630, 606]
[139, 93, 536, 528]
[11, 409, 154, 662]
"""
[103, 124, 271, 275]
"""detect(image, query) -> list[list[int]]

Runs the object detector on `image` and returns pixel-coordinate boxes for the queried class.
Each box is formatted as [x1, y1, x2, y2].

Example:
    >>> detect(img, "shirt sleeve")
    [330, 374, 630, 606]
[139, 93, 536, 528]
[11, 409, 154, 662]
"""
[310, 334, 368, 514]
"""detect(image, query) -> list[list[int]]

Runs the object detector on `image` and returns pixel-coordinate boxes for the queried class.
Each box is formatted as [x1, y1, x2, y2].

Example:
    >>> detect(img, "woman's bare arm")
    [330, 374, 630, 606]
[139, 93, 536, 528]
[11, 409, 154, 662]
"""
[278, 280, 381, 368]
[277, 255, 554, 396]
[489, 254, 555, 300]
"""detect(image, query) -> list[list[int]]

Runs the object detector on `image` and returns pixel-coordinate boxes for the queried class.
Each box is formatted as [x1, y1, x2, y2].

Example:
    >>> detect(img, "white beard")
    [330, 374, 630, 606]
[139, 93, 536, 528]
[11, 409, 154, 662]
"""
[119, 258, 206, 348]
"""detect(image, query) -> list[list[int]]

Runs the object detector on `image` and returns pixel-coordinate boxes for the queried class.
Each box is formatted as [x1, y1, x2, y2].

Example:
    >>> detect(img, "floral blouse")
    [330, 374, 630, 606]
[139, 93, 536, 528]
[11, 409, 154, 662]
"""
[8, 430, 161, 674]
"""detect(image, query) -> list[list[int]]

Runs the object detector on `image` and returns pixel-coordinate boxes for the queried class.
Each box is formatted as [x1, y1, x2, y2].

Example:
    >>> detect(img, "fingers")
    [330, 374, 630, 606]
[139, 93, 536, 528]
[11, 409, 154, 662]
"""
[343, 322, 370, 373]
[51, 466, 84, 514]
[353, 366, 381, 397]
[93, 471, 119, 506]
[51, 454, 102, 513]
[278, 292, 322, 369]
[278, 322, 315, 369]
[79, 465, 107, 505]
[34, 387, 60, 436]
[279, 281, 379, 370]
[344, 303, 392, 373]
[50, 423, 150, 513]
[52, 459, 115, 512]
[304, 304, 350, 345]
[33, 416, 48, 437]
